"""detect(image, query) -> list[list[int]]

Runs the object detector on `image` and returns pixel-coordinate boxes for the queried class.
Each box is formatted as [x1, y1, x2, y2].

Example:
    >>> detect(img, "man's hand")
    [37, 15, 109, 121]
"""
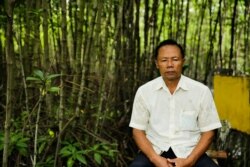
[150, 154, 176, 167]
[167, 158, 193, 167]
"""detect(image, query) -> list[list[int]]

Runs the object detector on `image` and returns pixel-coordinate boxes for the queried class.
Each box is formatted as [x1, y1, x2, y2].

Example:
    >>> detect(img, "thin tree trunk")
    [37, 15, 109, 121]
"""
[83, 0, 98, 110]
[229, 0, 238, 70]
[175, 0, 184, 41]
[54, 0, 67, 166]
[156, 0, 167, 42]
[142, 0, 149, 81]
[183, 0, 190, 59]
[71, 0, 85, 112]
[31, 1, 42, 70]
[14, 30, 30, 133]
[113, 0, 124, 112]
[3, 0, 15, 167]
[42, 0, 50, 70]
[149, 0, 159, 79]
[168, 0, 173, 38]
[203, 0, 219, 84]
[194, 0, 207, 80]
[135, 0, 140, 85]
[32, 94, 43, 167]
[218, 0, 223, 69]
[243, 1, 250, 73]
[92, 1, 104, 134]
[42, 0, 53, 116]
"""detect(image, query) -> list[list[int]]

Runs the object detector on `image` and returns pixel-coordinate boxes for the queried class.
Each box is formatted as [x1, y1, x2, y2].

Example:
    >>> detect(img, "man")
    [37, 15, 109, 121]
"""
[129, 39, 221, 167]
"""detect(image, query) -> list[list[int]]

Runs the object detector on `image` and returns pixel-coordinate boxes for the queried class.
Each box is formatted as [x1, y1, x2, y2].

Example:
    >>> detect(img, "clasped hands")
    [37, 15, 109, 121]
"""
[153, 156, 193, 167]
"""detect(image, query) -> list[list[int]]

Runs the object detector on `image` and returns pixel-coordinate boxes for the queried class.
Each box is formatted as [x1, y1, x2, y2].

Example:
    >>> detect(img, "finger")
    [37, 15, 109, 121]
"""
[167, 158, 175, 163]
[168, 163, 174, 167]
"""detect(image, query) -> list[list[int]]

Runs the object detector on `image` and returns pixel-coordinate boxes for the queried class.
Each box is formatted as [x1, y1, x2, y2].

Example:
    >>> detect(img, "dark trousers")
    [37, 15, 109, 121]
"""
[129, 148, 219, 167]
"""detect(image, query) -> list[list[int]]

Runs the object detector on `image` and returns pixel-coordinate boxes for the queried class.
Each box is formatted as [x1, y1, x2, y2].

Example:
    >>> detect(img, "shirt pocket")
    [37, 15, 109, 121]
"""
[179, 110, 198, 131]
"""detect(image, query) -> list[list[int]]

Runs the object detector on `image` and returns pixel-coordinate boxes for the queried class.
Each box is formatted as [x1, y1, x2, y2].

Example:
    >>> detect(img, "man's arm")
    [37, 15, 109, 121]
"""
[168, 130, 215, 167]
[132, 128, 172, 166]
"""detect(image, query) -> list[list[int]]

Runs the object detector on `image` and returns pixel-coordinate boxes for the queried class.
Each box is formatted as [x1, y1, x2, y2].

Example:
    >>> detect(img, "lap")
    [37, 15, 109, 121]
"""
[129, 152, 219, 167]
[129, 152, 154, 167]
[194, 154, 219, 167]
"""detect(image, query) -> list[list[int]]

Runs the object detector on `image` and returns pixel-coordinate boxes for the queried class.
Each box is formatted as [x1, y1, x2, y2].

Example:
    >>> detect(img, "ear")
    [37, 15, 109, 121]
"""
[155, 59, 159, 69]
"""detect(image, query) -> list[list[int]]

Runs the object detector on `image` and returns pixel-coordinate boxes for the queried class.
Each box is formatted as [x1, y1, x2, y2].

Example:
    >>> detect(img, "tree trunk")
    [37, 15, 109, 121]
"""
[71, 0, 85, 112]
[194, 0, 207, 80]
[203, 0, 219, 85]
[183, 0, 190, 58]
[3, 0, 15, 167]
[42, 0, 53, 116]
[54, 0, 68, 166]
[243, 1, 250, 73]
[149, 0, 159, 79]
[156, 0, 167, 42]
[218, 0, 223, 69]
[168, 0, 173, 38]
[229, 0, 238, 70]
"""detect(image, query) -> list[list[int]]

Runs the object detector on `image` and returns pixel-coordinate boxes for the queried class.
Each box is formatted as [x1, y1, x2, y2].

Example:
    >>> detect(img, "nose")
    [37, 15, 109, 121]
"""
[167, 60, 174, 67]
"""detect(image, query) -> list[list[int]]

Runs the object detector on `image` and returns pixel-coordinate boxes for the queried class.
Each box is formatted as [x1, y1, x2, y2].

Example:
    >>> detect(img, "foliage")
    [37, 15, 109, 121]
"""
[0, 131, 29, 157]
[26, 69, 61, 95]
[59, 141, 118, 167]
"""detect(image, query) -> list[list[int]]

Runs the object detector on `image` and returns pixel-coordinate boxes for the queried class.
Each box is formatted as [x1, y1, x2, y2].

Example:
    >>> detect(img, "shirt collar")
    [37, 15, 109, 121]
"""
[177, 75, 189, 91]
[154, 75, 189, 91]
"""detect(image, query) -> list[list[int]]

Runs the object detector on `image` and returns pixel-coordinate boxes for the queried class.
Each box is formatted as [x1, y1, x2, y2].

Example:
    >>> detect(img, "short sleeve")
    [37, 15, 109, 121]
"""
[198, 87, 222, 132]
[129, 88, 150, 130]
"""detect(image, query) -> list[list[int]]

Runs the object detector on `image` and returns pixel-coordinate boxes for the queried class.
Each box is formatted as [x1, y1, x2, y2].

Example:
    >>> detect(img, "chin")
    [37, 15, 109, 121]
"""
[164, 75, 180, 81]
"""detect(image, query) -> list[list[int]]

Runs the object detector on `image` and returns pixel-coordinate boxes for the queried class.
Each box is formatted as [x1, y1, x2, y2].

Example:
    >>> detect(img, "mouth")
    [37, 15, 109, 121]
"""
[165, 71, 175, 74]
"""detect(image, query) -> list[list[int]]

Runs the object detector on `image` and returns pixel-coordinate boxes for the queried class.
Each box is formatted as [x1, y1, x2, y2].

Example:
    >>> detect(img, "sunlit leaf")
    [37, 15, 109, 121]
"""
[94, 153, 102, 165]
[67, 157, 74, 167]
[46, 74, 61, 80]
[33, 70, 45, 80]
[48, 87, 60, 93]
[76, 154, 87, 165]
[26, 77, 42, 82]
[38, 142, 46, 154]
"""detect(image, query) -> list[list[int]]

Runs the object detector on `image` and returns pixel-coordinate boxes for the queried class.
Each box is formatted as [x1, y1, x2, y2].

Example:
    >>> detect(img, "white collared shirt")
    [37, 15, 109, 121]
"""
[129, 75, 222, 158]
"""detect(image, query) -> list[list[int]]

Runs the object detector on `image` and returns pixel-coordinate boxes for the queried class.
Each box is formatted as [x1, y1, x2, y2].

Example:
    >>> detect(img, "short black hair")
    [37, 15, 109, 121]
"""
[154, 39, 185, 59]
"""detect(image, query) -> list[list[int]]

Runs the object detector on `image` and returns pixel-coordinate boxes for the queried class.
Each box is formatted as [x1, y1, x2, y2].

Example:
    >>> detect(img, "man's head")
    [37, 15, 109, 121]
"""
[154, 39, 185, 60]
[154, 39, 185, 82]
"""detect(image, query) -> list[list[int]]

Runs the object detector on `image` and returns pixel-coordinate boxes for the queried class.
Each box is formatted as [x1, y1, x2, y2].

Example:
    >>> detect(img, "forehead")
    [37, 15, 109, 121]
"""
[158, 45, 182, 57]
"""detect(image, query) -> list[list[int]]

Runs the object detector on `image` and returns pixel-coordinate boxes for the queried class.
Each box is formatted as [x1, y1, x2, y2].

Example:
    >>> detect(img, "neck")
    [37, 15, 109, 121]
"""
[164, 78, 180, 94]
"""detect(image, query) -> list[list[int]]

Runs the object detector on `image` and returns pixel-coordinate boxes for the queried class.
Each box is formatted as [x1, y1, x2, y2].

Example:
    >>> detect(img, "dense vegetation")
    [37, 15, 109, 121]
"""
[0, 0, 249, 166]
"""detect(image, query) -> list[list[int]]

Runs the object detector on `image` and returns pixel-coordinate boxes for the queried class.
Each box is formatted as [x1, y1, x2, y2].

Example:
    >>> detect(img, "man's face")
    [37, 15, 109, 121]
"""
[155, 45, 185, 82]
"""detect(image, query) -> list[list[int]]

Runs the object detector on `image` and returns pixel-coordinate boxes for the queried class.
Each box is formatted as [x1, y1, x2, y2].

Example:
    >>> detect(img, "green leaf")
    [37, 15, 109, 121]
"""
[38, 142, 46, 154]
[76, 154, 87, 165]
[16, 141, 27, 148]
[102, 145, 109, 150]
[33, 70, 45, 81]
[92, 144, 100, 150]
[11, 133, 21, 143]
[94, 153, 102, 165]
[60, 148, 72, 157]
[48, 87, 60, 93]
[67, 157, 74, 167]
[26, 77, 42, 82]
[98, 150, 108, 155]
[18, 147, 28, 156]
[46, 74, 61, 80]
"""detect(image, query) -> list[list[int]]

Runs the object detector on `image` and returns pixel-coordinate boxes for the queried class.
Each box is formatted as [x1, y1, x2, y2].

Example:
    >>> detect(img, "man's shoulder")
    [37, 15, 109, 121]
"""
[182, 75, 209, 90]
[138, 77, 162, 91]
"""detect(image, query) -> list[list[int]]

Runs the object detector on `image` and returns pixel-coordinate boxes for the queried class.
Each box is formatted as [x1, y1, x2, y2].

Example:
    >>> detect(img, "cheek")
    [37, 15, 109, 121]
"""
[174, 63, 183, 71]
